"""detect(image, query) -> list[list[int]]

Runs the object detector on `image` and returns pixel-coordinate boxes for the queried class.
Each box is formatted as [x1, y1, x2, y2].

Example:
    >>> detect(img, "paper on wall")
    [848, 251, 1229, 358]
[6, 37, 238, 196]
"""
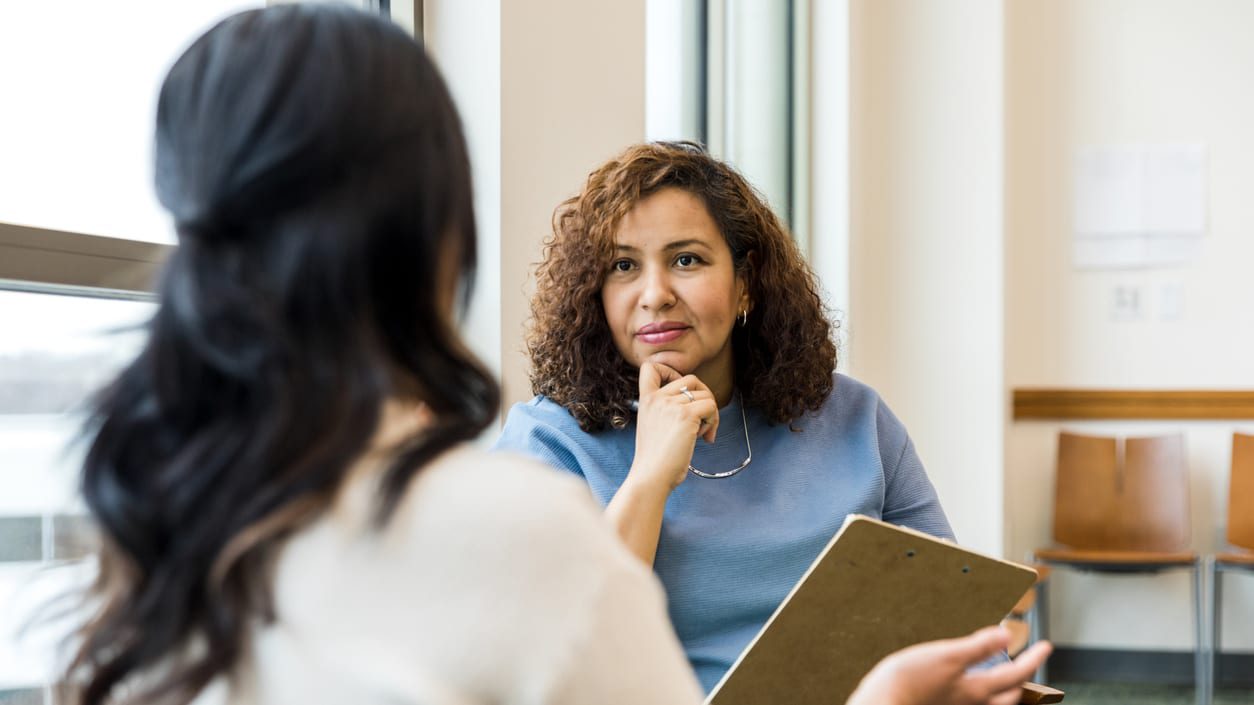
[1073, 144, 1207, 270]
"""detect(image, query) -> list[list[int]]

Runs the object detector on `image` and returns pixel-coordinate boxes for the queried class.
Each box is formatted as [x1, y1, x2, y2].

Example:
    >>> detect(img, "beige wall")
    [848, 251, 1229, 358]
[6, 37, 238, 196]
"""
[428, 0, 645, 417]
[1005, 0, 1254, 650]
[848, 0, 1006, 556]
[499, 0, 646, 410]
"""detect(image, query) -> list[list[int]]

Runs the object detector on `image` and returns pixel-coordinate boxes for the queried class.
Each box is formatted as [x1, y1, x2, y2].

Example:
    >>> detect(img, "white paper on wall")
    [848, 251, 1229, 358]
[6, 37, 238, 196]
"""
[1073, 144, 1207, 270]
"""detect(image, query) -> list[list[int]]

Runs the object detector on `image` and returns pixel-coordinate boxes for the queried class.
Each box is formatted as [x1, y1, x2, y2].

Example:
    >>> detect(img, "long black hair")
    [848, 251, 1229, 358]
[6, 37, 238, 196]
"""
[62, 6, 497, 703]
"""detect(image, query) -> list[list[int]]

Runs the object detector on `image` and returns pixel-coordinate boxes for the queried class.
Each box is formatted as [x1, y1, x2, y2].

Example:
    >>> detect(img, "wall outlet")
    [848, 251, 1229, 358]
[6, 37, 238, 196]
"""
[1111, 284, 1143, 321]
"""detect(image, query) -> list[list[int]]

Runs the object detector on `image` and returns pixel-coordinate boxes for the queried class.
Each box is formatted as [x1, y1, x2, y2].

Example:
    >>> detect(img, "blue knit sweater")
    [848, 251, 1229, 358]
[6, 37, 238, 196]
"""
[493, 373, 954, 693]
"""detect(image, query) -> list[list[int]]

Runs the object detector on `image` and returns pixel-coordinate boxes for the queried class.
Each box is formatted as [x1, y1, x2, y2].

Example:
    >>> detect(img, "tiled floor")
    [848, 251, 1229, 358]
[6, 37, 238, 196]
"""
[1052, 681, 1254, 704]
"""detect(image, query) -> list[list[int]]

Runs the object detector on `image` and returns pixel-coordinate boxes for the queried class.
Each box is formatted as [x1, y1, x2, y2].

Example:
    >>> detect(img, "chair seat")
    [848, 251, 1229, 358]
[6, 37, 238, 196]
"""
[1215, 550, 1254, 566]
[1019, 682, 1065, 704]
[1010, 564, 1052, 614]
[1011, 587, 1036, 615]
[1034, 547, 1197, 567]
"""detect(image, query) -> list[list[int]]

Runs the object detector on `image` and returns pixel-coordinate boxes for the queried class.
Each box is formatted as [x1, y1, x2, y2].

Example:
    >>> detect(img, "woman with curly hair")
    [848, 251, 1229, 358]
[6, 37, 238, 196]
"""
[495, 141, 957, 693]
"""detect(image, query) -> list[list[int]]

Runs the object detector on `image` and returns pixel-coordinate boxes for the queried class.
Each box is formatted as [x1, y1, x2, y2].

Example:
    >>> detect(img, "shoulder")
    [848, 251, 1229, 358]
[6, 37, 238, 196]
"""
[805, 373, 910, 450]
[812, 372, 890, 423]
[508, 394, 579, 421]
[396, 446, 640, 571]
[498, 395, 584, 441]
[269, 445, 673, 701]
[828, 372, 880, 407]
[295, 443, 641, 589]
[408, 445, 597, 531]
[393, 446, 654, 609]
[494, 396, 608, 476]
[827, 374, 903, 422]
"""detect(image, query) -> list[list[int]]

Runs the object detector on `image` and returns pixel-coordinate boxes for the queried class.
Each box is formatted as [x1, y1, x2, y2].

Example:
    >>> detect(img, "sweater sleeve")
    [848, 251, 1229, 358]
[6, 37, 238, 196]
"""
[493, 399, 588, 479]
[875, 399, 955, 541]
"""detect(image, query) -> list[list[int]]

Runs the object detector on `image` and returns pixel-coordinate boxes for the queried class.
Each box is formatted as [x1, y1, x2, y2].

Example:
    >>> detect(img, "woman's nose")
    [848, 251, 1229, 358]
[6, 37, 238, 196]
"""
[639, 267, 676, 310]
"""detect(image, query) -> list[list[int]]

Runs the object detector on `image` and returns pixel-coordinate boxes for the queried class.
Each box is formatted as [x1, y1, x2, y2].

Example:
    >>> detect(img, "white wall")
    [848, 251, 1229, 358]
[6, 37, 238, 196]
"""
[847, 0, 1006, 556]
[1005, 0, 1254, 651]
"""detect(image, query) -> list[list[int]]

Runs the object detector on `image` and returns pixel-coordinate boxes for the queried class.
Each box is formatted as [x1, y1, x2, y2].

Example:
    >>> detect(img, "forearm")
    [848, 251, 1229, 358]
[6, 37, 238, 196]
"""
[604, 478, 671, 565]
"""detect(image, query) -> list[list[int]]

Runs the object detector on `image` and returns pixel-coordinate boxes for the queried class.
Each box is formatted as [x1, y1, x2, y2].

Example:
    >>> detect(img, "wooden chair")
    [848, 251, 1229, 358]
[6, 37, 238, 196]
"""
[1002, 565, 1063, 702]
[1207, 432, 1254, 703]
[1033, 432, 1205, 703]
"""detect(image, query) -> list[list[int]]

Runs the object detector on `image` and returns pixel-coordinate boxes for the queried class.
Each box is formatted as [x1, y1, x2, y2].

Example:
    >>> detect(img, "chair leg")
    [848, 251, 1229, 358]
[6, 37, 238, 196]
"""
[1193, 561, 1208, 705]
[1210, 562, 1222, 701]
[1034, 574, 1050, 685]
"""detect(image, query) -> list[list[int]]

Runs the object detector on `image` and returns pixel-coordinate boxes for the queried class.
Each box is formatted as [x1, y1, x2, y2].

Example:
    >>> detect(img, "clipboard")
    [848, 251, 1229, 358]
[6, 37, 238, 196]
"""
[705, 515, 1037, 705]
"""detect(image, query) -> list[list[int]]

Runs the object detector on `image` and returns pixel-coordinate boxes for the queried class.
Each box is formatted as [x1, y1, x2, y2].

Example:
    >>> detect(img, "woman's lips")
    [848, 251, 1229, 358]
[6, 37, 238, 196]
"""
[636, 322, 690, 345]
[637, 327, 688, 345]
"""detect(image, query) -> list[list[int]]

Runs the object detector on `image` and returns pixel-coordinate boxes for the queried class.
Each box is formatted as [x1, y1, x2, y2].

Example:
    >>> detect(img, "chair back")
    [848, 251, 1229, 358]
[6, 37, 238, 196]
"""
[1053, 432, 1189, 551]
[1229, 432, 1254, 550]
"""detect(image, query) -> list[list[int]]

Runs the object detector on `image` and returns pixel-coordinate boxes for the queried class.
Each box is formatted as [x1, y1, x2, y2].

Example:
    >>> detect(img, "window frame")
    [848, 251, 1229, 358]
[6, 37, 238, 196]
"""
[0, 222, 167, 301]
[0, 2, 417, 304]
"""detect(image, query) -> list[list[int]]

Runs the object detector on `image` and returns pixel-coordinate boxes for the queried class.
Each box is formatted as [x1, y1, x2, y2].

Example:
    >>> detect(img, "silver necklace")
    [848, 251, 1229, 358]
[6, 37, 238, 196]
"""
[688, 403, 753, 479]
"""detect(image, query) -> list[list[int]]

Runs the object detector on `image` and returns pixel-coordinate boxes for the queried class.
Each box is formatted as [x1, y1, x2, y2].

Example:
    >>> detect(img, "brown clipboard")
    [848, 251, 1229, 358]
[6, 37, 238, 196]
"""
[705, 514, 1037, 705]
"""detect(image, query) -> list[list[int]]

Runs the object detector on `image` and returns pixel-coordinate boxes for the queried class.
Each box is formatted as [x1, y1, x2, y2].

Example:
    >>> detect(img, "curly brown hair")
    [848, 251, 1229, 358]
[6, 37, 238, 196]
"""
[528, 141, 836, 432]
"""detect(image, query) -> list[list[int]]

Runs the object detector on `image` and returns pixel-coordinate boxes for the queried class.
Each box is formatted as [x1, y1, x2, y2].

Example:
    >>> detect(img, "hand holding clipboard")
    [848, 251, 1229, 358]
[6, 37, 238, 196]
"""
[848, 625, 1053, 705]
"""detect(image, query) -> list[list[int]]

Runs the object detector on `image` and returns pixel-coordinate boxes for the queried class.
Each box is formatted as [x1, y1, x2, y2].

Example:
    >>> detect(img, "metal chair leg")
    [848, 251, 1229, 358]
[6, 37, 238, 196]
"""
[1193, 561, 1209, 705]
[1211, 561, 1222, 703]
[1034, 574, 1050, 685]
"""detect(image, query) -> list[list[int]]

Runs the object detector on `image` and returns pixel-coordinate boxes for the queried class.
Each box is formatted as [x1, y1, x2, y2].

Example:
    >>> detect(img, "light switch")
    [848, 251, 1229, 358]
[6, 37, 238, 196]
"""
[1159, 283, 1184, 321]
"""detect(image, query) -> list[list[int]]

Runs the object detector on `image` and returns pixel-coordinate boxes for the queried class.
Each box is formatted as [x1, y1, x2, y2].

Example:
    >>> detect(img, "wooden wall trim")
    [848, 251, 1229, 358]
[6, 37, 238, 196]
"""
[1013, 389, 1254, 420]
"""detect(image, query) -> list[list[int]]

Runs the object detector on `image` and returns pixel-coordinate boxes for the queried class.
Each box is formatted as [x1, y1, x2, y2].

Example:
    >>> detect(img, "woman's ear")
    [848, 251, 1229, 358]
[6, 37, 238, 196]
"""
[736, 251, 757, 313]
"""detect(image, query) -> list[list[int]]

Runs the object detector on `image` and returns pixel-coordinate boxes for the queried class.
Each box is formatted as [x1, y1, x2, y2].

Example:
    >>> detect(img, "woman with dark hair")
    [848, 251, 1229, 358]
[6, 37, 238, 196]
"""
[58, 6, 1047, 705]
[59, 6, 703, 704]
[495, 141, 958, 692]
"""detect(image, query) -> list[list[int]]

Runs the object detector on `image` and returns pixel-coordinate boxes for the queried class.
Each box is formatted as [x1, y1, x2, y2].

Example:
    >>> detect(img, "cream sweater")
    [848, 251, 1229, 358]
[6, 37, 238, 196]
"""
[192, 445, 704, 704]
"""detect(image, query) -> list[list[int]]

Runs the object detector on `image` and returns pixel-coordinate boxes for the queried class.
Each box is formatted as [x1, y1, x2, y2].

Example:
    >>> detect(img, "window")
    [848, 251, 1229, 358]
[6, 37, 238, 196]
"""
[0, 291, 152, 696]
[0, 2, 357, 699]
[646, 0, 813, 249]
[645, 0, 849, 339]
[0, 2, 417, 696]
[0, 1, 264, 244]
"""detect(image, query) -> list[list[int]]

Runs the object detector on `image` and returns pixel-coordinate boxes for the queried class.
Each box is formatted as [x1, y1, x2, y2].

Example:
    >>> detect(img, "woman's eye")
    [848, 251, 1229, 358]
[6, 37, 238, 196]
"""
[676, 254, 700, 267]
[612, 259, 634, 272]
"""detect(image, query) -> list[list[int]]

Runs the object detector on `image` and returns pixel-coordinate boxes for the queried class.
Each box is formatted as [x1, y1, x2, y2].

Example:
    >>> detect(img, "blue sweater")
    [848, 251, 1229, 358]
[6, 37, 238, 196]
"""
[493, 373, 954, 693]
